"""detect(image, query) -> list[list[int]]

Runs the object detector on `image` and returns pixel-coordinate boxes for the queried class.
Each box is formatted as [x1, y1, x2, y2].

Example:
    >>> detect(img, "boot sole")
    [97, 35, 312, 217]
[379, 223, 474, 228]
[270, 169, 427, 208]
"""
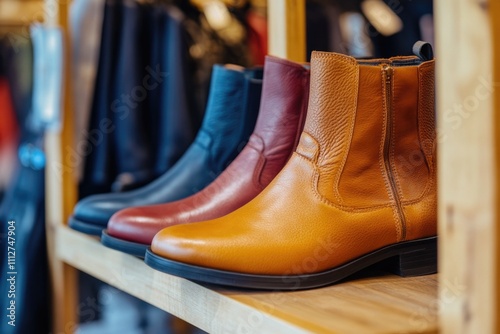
[68, 216, 105, 236]
[144, 236, 437, 290]
[101, 230, 149, 258]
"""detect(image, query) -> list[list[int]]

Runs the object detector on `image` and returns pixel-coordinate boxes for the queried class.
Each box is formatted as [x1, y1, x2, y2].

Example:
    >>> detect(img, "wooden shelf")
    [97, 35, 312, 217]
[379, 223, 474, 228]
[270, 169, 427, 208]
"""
[56, 225, 438, 334]
[0, 0, 44, 25]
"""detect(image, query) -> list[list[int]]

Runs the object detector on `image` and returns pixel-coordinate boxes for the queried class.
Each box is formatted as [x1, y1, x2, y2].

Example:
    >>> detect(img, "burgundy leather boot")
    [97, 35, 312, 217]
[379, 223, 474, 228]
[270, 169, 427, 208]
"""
[101, 56, 310, 256]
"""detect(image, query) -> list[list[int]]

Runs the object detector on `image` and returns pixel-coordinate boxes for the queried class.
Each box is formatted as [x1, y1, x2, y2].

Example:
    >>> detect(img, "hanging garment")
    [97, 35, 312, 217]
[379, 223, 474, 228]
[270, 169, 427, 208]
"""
[246, 7, 268, 65]
[70, 0, 106, 181]
[0, 77, 19, 198]
[1, 35, 33, 137]
[366, 0, 434, 57]
[80, 0, 202, 197]
[109, 0, 156, 191]
[0, 35, 50, 334]
[80, 0, 123, 197]
[0, 138, 48, 334]
[145, 4, 199, 178]
[306, 0, 346, 59]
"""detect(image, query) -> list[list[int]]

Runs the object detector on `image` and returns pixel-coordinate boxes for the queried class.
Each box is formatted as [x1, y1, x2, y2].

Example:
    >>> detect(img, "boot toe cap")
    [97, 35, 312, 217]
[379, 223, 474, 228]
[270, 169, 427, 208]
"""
[73, 194, 129, 226]
[151, 225, 202, 264]
[108, 207, 169, 245]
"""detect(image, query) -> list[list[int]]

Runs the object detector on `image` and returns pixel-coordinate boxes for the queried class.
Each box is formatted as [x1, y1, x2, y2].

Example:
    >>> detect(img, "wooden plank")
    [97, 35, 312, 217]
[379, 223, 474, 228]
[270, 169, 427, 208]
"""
[435, 0, 497, 333]
[268, 0, 306, 62]
[493, 0, 500, 331]
[44, 0, 79, 333]
[57, 225, 438, 334]
[46, 132, 79, 334]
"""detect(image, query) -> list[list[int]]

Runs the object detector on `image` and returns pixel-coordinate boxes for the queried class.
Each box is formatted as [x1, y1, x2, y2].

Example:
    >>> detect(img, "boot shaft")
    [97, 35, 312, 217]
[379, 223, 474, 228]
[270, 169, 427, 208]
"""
[249, 56, 310, 185]
[196, 65, 263, 172]
[297, 51, 435, 217]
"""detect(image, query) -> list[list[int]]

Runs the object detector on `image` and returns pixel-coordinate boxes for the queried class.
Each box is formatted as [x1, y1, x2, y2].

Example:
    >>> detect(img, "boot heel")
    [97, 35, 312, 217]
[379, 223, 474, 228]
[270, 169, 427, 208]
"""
[386, 237, 437, 277]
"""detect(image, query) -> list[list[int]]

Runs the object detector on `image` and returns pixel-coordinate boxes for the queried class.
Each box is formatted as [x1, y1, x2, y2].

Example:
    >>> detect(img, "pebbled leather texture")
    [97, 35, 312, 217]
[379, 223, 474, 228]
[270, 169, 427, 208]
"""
[72, 64, 263, 228]
[107, 56, 310, 244]
[151, 51, 437, 275]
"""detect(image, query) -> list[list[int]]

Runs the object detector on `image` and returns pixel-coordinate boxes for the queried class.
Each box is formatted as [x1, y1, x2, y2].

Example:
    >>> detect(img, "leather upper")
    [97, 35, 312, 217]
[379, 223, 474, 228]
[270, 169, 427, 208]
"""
[151, 51, 437, 275]
[73, 65, 263, 226]
[107, 56, 310, 244]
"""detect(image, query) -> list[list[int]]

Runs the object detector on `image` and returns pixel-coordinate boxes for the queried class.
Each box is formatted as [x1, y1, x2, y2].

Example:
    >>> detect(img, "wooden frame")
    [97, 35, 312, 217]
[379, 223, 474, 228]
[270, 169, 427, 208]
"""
[35, 0, 500, 333]
[268, 0, 306, 62]
[44, 0, 78, 332]
[435, 0, 498, 332]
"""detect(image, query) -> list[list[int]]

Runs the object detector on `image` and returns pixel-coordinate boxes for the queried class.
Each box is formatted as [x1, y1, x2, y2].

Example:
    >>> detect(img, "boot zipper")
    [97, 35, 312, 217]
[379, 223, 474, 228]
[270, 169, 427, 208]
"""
[383, 64, 407, 240]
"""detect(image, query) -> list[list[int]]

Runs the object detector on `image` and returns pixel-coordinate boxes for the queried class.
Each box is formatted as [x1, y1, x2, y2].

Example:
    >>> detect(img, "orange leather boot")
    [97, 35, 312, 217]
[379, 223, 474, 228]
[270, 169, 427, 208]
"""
[145, 43, 437, 290]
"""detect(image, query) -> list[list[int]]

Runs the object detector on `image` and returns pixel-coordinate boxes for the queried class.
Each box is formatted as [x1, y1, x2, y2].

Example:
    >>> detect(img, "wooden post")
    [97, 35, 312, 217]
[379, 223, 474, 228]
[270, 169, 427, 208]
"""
[436, 0, 498, 332]
[490, 1, 500, 332]
[492, 0, 500, 330]
[267, 0, 306, 62]
[44, 0, 78, 333]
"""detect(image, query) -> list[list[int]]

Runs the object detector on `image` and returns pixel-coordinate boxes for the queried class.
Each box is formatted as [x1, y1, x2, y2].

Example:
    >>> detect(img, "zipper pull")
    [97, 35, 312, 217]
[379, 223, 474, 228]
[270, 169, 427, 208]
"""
[383, 64, 393, 83]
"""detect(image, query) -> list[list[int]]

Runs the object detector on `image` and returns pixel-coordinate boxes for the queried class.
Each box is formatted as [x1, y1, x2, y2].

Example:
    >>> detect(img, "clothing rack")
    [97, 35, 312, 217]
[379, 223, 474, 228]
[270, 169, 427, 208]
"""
[39, 0, 500, 333]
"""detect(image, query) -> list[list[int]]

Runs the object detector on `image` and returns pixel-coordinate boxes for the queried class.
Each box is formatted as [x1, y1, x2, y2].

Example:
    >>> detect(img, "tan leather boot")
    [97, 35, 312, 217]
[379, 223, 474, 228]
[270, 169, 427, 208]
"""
[145, 44, 437, 290]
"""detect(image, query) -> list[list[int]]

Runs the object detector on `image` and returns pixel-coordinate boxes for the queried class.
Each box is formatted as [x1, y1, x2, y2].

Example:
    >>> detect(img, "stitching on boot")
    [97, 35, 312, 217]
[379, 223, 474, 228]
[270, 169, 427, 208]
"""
[334, 65, 359, 205]
[379, 66, 401, 242]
